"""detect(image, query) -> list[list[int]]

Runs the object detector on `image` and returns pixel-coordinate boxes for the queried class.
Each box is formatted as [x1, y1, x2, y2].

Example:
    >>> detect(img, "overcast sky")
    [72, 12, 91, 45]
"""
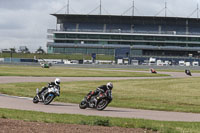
[0, 0, 200, 52]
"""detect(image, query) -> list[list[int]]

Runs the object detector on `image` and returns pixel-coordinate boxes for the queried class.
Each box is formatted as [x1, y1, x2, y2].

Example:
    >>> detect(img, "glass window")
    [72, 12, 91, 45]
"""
[76, 48, 87, 54]
[131, 50, 142, 56]
[177, 37, 186, 41]
[121, 35, 131, 40]
[55, 34, 65, 38]
[85, 41, 98, 44]
[108, 41, 119, 44]
[155, 36, 165, 41]
[97, 49, 105, 54]
[108, 49, 114, 55]
[144, 36, 154, 40]
[77, 34, 88, 39]
[100, 35, 110, 39]
[54, 48, 65, 53]
[88, 34, 99, 39]
[87, 48, 98, 54]
[188, 37, 199, 41]
[67, 34, 77, 38]
[55, 40, 65, 43]
[133, 36, 144, 40]
[111, 35, 120, 39]
[65, 40, 74, 43]
[65, 48, 76, 54]
[166, 37, 176, 41]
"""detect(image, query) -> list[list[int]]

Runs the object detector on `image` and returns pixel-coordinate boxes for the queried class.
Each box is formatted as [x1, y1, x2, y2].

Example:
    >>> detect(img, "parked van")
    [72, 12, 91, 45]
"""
[149, 57, 156, 65]
[179, 61, 185, 66]
[192, 61, 199, 66]
[185, 62, 191, 66]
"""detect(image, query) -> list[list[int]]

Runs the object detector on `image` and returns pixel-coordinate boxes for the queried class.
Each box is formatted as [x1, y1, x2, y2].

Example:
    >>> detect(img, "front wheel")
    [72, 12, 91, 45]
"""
[96, 99, 109, 111]
[33, 96, 39, 104]
[43, 93, 55, 105]
[79, 99, 87, 109]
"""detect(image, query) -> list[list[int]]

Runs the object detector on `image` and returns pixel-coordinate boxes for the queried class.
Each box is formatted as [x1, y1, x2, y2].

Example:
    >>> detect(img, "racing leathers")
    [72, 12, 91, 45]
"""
[37, 82, 60, 99]
[87, 85, 112, 101]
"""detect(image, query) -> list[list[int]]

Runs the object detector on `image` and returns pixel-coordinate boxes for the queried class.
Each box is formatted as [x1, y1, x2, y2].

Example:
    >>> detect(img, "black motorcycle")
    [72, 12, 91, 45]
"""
[185, 69, 192, 76]
[33, 86, 60, 105]
[79, 90, 112, 111]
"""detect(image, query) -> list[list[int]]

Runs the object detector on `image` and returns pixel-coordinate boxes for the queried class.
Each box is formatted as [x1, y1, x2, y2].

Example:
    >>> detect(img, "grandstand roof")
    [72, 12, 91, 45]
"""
[51, 14, 200, 24]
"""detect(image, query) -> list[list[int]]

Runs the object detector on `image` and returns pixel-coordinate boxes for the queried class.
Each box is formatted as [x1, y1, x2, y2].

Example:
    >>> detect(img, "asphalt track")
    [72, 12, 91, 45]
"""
[1, 70, 200, 122]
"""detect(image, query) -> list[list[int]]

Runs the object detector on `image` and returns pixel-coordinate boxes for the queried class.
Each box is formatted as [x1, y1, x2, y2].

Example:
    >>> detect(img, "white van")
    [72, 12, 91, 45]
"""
[192, 61, 199, 66]
[179, 61, 185, 66]
[185, 62, 191, 66]
[149, 57, 156, 65]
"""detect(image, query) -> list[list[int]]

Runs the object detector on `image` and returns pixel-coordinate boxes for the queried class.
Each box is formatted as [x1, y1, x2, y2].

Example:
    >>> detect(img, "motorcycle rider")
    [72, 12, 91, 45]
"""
[37, 78, 61, 99]
[185, 69, 192, 76]
[86, 82, 113, 101]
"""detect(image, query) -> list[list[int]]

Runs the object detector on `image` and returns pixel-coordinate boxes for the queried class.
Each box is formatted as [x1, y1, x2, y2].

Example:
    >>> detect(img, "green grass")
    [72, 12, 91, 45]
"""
[1, 77, 200, 113]
[0, 65, 167, 77]
[0, 108, 200, 133]
[0, 53, 114, 60]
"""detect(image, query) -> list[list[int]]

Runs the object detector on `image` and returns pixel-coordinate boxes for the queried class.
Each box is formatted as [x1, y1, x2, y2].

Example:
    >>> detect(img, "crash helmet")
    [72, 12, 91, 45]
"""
[106, 82, 113, 90]
[55, 78, 60, 85]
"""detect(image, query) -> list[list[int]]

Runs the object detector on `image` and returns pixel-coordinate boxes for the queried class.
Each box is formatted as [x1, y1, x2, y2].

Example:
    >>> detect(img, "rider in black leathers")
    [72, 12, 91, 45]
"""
[86, 82, 113, 101]
[37, 78, 61, 99]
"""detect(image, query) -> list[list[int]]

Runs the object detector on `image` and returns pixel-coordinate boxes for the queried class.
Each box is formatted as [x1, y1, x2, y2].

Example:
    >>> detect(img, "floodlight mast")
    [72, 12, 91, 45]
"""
[165, 2, 167, 17]
[197, 3, 199, 18]
[132, 0, 134, 16]
[100, 0, 102, 15]
[187, 3, 200, 18]
[67, 0, 69, 14]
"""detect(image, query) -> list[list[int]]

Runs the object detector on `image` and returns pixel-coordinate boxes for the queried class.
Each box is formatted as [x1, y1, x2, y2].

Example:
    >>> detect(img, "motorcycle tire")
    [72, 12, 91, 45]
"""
[33, 96, 39, 104]
[43, 94, 55, 105]
[96, 99, 109, 111]
[79, 100, 87, 109]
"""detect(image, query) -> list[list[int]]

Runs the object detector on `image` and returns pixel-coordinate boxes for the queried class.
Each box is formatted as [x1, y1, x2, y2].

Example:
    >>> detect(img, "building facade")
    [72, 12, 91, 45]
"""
[47, 14, 200, 63]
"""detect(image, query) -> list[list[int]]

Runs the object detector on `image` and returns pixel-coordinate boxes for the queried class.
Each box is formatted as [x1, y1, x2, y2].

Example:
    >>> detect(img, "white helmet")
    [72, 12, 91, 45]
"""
[106, 82, 113, 90]
[55, 78, 60, 85]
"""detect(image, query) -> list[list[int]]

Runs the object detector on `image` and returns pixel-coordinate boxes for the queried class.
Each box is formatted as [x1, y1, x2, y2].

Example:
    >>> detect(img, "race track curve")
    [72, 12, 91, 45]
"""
[1, 70, 200, 122]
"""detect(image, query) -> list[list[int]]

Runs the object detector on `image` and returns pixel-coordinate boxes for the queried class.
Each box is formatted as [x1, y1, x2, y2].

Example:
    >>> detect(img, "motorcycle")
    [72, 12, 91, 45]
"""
[33, 86, 60, 105]
[79, 90, 112, 111]
[185, 69, 192, 76]
[150, 68, 157, 74]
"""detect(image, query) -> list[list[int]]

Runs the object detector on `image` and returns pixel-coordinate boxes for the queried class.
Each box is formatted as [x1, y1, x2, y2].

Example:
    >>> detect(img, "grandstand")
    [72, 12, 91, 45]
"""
[47, 14, 200, 64]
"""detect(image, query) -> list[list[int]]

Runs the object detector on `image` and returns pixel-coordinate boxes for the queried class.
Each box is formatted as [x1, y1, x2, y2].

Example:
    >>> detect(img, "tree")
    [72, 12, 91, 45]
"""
[35, 46, 45, 54]
[10, 48, 16, 53]
[18, 46, 30, 54]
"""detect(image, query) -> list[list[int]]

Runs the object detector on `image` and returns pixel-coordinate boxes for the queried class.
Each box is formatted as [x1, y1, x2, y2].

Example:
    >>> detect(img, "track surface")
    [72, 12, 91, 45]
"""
[1, 94, 200, 122]
[1, 70, 200, 122]
[0, 71, 200, 83]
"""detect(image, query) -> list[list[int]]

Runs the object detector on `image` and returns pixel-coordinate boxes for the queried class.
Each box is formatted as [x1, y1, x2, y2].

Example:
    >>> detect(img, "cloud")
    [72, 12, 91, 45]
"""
[0, 0, 200, 52]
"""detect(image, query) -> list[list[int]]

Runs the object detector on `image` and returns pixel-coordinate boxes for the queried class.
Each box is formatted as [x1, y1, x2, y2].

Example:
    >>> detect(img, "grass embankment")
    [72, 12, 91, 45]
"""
[0, 108, 200, 133]
[1, 78, 200, 113]
[0, 66, 168, 77]
[0, 53, 114, 60]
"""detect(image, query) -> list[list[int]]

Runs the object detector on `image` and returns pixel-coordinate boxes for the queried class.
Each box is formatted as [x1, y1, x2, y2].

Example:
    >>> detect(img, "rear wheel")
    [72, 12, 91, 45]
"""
[33, 96, 39, 104]
[79, 99, 87, 109]
[44, 94, 55, 105]
[96, 99, 108, 111]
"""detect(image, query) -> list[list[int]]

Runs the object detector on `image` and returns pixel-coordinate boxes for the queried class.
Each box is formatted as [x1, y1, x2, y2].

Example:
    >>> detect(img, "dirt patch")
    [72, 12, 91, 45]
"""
[0, 118, 156, 133]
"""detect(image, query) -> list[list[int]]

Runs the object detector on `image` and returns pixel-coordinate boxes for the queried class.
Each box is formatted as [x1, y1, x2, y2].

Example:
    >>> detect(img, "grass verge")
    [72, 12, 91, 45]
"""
[0, 65, 168, 77]
[0, 108, 200, 133]
[1, 77, 200, 113]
